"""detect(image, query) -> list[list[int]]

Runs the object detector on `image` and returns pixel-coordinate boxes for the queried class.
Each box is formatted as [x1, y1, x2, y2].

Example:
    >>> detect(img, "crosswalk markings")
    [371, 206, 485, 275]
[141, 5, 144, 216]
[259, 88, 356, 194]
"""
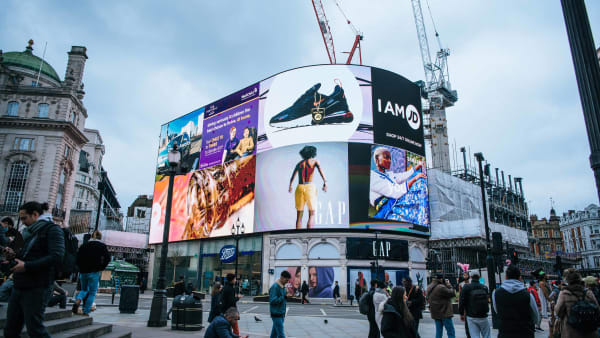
[320, 308, 327, 316]
[242, 305, 258, 313]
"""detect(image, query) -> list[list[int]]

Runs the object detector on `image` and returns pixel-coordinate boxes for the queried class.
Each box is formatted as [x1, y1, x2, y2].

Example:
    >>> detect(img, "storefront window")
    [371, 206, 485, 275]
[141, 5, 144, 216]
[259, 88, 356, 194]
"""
[153, 241, 201, 289]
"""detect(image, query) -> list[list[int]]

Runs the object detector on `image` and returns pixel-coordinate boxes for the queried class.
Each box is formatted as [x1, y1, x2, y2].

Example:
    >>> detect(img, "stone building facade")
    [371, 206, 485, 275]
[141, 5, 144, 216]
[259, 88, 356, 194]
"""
[0, 41, 89, 226]
[530, 208, 564, 256]
[560, 204, 600, 269]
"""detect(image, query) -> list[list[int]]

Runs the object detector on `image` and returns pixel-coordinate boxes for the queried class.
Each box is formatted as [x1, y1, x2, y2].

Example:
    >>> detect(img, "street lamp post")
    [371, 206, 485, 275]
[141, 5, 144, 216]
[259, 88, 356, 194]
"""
[148, 146, 181, 327]
[374, 231, 381, 281]
[231, 218, 245, 282]
[93, 170, 106, 233]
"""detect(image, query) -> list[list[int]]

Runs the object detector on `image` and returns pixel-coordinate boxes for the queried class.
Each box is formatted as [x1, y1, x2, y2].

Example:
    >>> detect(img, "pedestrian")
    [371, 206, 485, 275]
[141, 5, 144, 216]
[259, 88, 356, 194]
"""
[358, 279, 381, 338]
[402, 277, 424, 334]
[72, 230, 110, 317]
[0, 217, 14, 247]
[554, 268, 600, 338]
[492, 264, 540, 338]
[208, 282, 223, 323]
[333, 281, 341, 305]
[458, 273, 490, 338]
[549, 280, 562, 304]
[458, 272, 471, 338]
[204, 307, 248, 338]
[140, 276, 147, 294]
[355, 281, 362, 304]
[47, 281, 67, 309]
[174, 275, 186, 296]
[301, 280, 309, 304]
[269, 270, 291, 338]
[380, 286, 417, 338]
[527, 280, 542, 330]
[426, 274, 456, 338]
[221, 274, 242, 335]
[373, 280, 389, 332]
[3, 201, 65, 338]
[538, 273, 551, 320]
[583, 275, 600, 304]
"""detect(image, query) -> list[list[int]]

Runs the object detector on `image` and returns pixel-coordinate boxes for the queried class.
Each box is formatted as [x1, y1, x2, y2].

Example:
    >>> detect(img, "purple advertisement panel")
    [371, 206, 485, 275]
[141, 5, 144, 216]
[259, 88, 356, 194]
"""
[204, 83, 260, 119]
[199, 98, 259, 169]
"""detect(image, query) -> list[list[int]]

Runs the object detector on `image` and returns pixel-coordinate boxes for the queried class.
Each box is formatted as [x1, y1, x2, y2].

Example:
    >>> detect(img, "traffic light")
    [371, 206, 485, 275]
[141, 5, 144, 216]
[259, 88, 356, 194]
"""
[492, 232, 503, 255]
[510, 249, 519, 264]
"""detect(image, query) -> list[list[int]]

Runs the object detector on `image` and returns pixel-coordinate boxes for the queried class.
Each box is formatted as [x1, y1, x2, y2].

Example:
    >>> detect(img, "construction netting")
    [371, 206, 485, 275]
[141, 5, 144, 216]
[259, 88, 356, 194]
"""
[428, 169, 528, 246]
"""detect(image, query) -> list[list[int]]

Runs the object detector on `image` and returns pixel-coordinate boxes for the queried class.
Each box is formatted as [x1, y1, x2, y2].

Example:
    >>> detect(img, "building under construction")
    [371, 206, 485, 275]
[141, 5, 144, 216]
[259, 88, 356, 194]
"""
[427, 150, 576, 282]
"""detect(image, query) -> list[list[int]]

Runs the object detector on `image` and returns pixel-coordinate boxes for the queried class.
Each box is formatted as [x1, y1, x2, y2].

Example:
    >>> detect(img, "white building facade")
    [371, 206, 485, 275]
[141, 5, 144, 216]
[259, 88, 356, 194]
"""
[560, 204, 600, 269]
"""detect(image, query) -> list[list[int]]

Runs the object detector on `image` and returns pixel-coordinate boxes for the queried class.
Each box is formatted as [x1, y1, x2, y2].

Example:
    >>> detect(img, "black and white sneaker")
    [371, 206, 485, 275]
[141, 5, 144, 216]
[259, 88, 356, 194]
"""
[269, 83, 322, 128]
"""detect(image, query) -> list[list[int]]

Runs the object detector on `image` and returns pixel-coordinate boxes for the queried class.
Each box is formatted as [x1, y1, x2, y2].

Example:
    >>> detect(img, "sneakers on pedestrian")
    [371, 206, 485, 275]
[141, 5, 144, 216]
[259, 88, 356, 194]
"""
[71, 299, 81, 314]
[269, 83, 322, 128]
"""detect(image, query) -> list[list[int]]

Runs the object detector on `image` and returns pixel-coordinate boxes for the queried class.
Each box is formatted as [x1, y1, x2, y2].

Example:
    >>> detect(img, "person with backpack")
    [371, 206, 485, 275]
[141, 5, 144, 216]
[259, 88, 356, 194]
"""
[402, 277, 424, 334]
[360, 279, 381, 338]
[527, 280, 543, 331]
[72, 230, 110, 317]
[374, 280, 390, 332]
[492, 265, 540, 338]
[427, 274, 456, 338]
[554, 268, 600, 338]
[3, 201, 65, 338]
[208, 282, 223, 323]
[458, 273, 490, 338]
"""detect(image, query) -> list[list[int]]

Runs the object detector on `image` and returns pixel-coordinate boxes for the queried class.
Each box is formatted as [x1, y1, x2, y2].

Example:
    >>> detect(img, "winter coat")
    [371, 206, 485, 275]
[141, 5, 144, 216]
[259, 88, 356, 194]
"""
[208, 291, 222, 323]
[405, 285, 424, 320]
[333, 284, 340, 298]
[204, 315, 239, 338]
[492, 279, 540, 338]
[14, 220, 65, 290]
[380, 302, 417, 338]
[76, 239, 110, 273]
[269, 280, 287, 317]
[373, 288, 389, 329]
[459, 281, 489, 318]
[220, 282, 237, 313]
[301, 282, 309, 296]
[554, 284, 599, 338]
[527, 286, 541, 307]
[426, 280, 455, 319]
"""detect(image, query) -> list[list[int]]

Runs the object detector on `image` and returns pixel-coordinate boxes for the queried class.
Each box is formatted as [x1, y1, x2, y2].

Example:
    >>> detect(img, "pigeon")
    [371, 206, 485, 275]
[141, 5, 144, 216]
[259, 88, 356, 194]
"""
[324, 319, 328, 324]
[254, 316, 262, 322]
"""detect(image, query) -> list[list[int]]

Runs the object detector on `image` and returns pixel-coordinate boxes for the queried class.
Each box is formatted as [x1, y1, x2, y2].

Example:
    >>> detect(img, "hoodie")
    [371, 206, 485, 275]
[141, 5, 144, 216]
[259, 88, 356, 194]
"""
[308, 267, 334, 298]
[492, 279, 540, 325]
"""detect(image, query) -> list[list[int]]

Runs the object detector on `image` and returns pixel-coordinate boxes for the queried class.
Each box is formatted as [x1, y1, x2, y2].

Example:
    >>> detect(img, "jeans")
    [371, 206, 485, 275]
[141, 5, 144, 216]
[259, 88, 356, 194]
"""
[47, 293, 67, 308]
[466, 316, 491, 338]
[270, 316, 285, 338]
[368, 316, 380, 338]
[76, 272, 99, 314]
[4, 285, 53, 338]
[434, 318, 456, 338]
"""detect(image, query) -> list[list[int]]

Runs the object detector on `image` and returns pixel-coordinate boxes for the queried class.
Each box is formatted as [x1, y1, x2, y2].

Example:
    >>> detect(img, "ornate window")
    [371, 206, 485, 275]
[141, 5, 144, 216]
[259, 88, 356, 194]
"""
[38, 103, 49, 118]
[308, 243, 339, 259]
[7, 101, 19, 116]
[4, 161, 30, 212]
[276, 243, 302, 259]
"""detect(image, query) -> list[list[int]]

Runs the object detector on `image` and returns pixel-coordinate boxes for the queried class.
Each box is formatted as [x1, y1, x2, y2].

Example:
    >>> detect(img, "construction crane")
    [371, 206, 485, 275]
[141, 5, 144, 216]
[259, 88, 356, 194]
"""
[410, 0, 458, 173]
[311, 0, 363, 64]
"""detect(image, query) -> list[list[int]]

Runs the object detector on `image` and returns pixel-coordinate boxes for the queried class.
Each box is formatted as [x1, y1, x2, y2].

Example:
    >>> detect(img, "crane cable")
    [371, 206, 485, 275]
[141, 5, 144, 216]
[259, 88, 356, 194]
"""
[333, 0, 360, 36]
[425, 0, 443, 50]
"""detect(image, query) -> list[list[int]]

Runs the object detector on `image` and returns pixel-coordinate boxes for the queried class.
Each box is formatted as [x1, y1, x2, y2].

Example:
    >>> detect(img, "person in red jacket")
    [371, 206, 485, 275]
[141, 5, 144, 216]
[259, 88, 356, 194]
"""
[528, 280, 543, 331]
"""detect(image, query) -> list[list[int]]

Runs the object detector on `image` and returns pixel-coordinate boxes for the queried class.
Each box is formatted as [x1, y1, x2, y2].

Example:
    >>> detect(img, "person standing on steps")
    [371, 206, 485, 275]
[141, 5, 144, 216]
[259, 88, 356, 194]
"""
[269, 270, 291, 338]
[72, 230, 110, 317]
[3, 202, 65, 338]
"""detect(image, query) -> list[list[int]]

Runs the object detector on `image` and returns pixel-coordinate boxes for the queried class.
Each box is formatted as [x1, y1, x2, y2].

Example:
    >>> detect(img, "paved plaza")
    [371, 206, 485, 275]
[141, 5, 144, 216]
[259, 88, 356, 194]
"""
[89, 294, 551, 337]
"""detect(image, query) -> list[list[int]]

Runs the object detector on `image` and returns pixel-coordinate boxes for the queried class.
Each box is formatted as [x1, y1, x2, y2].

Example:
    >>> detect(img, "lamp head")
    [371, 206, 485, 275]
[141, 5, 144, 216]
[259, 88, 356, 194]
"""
[231, 225, 236, 236]
[474, 152, 484, 162]
[240, 223, 245, 234]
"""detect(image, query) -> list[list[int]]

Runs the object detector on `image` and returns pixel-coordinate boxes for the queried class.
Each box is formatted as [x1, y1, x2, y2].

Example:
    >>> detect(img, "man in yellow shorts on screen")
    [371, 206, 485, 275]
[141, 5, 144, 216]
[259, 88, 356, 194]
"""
[289, 145, 327, 229]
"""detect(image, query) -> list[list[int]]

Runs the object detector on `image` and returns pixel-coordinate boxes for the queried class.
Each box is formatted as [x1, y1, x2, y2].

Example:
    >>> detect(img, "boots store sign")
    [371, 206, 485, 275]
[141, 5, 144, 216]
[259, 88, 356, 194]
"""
[346, 238, 409, 261]
[219, 245, 237, 263]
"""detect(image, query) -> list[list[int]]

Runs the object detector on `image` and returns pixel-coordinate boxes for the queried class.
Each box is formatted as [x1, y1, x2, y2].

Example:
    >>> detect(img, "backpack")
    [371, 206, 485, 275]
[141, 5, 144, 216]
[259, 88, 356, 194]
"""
[57, 228, 79, 279]
[468, 286, 489, 317]
[359, 290, 373, 315]
[567, 293, 600, 332]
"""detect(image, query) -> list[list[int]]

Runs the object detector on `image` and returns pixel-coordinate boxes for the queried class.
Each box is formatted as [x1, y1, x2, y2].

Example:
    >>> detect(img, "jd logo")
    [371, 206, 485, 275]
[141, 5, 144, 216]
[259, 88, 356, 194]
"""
[377, 99, 421, 130]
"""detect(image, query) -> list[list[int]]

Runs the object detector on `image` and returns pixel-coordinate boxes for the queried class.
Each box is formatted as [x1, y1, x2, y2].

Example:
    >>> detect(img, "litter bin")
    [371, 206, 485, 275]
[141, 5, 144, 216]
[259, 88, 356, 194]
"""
[119, 285, 139, 314]
[171, 294, 203, 331]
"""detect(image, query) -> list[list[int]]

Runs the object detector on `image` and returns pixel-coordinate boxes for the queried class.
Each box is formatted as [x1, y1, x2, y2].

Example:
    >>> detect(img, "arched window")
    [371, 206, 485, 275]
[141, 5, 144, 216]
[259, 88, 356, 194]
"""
[308, 243, 339, 259]
[4, 161, 30, 211]
[38, 103, 49, 118]
[7, 101, 19, 116]
[276, 243, 302, 259]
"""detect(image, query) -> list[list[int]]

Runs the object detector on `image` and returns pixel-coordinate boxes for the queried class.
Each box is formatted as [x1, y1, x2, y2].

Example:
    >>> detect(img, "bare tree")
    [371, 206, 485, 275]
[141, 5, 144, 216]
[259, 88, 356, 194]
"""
[169, 249, 184, 284]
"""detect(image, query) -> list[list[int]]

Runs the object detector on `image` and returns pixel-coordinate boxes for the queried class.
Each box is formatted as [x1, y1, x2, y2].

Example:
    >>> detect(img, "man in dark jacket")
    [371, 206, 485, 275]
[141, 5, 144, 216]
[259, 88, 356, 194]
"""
[333, 281, 340, 305]
[301, 280, 309, 304]
[220, 274, 241, 335]
[492, 265, 540, 338]
[427, 274, 456, 338]
[403, 277, 424, 333]
[72, 230, 110, 316]
[3, 201, 65, 338]
[367, 279, 381, 338]
[458, 273, 490, 338]
[204, 307, 247, 338]
[269, 270, 290, 338]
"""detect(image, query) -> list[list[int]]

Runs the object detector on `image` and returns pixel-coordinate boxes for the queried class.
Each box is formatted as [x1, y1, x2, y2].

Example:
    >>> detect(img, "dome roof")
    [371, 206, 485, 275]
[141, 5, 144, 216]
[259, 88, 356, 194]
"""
[2, 41, 61, 82]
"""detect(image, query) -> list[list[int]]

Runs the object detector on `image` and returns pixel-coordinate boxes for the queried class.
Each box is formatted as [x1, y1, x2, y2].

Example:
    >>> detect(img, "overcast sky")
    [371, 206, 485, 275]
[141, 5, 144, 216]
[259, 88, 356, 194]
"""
[2, 1, 599, 218]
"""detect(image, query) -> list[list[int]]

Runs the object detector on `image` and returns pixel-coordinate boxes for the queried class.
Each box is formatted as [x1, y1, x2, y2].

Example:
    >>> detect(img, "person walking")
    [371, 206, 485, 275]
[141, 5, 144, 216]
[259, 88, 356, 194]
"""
[458, 272, 471, 338]
[365, 279, 381, 338]
[380, 286, 417, 338]
[538, 274, 551, 320]
[527, 280, 542, 331]
[554, 269, 600, 338]
[301, 280, 309, 304]
[208, 282, 223, 323]
[204, 307, 248, 338]
[72, 230, 110, 317]
[373, 280, 389, 332]
[333, 281, 341, 305]
[427, 274, 456, 338]
[403, 277, 424, 334]
[458, 273, 490, 338]
[221, 274, 242, 335]
[492, 265, 540, 338]
[3, 201, 65, 338]
[269, 270, 291, 338]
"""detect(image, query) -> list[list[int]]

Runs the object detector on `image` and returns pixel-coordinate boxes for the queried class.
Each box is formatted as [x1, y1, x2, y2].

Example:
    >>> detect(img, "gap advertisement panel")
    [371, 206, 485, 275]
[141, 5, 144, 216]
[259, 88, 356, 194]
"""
[150, 65, 427, 244]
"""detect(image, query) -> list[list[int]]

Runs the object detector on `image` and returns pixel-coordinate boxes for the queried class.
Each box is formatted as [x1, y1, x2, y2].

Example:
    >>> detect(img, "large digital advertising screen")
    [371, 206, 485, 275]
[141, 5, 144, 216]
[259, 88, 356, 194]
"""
[149, 65, 428, 244]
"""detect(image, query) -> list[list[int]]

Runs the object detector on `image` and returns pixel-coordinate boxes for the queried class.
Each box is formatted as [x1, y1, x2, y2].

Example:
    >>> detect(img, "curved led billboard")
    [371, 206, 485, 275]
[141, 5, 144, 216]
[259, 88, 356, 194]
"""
[149, 64, 429, 244]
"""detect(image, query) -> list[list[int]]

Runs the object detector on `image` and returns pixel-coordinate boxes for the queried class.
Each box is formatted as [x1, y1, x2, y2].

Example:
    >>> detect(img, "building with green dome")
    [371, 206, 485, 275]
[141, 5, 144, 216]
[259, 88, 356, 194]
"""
[0, 40, 91, 226]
